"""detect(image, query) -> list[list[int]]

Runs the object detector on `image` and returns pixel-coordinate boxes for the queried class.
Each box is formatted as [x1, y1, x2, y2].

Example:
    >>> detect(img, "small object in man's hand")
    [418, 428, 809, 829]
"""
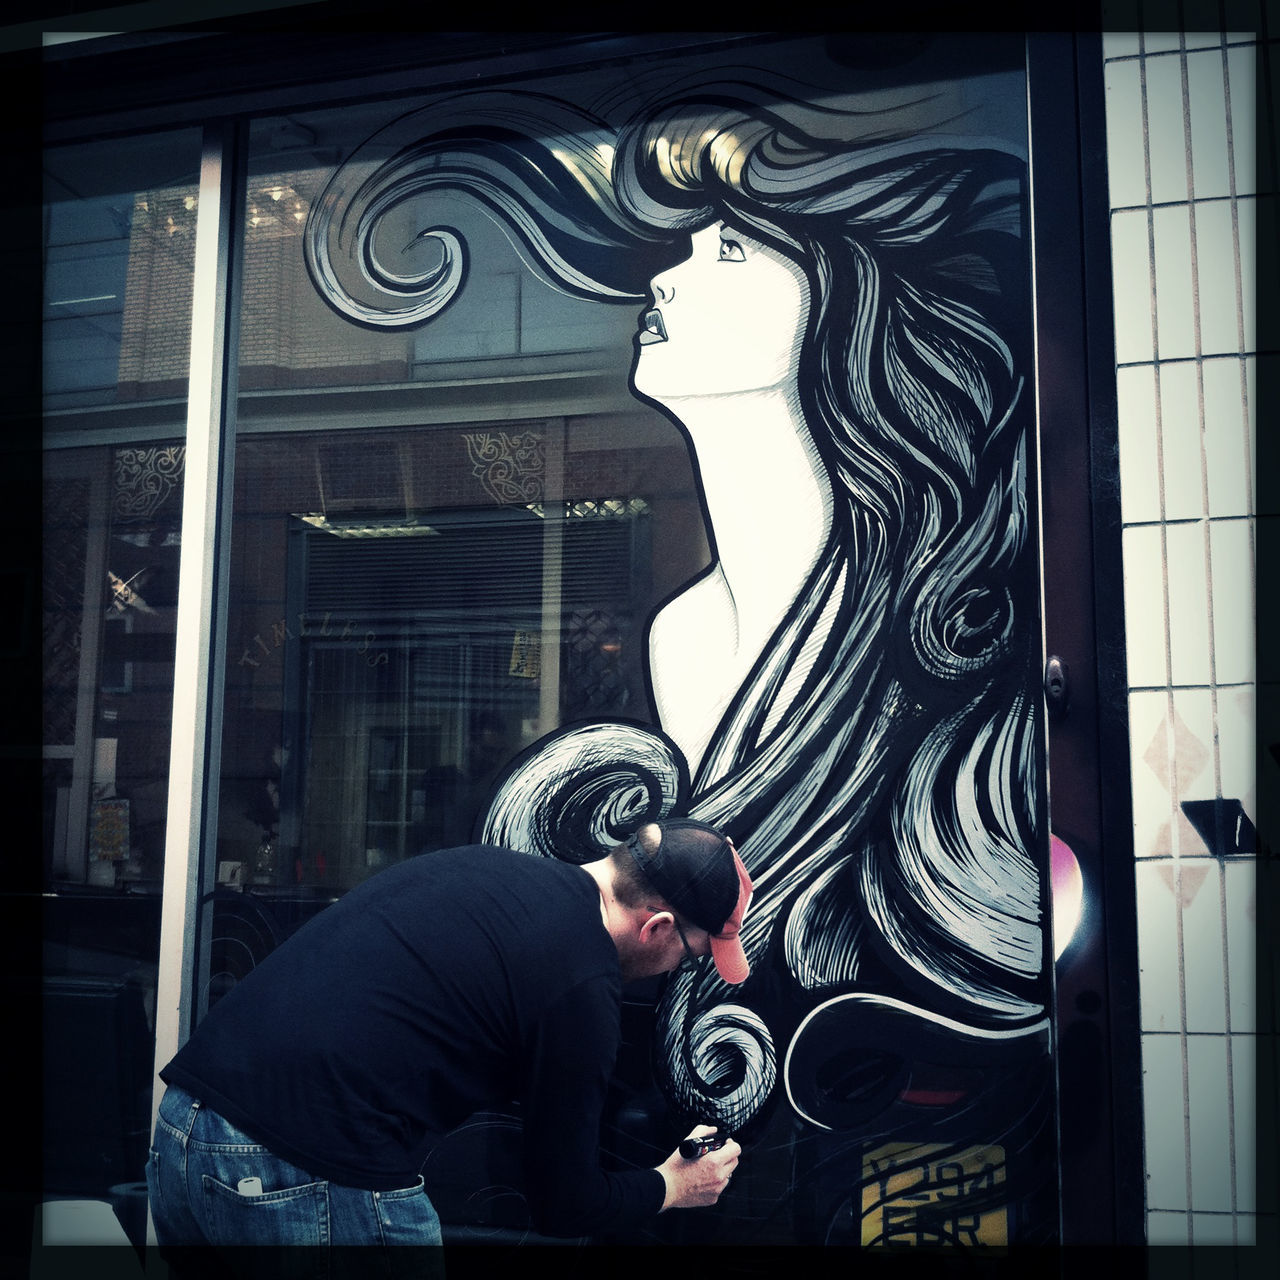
[679, 1132, 730, 1159]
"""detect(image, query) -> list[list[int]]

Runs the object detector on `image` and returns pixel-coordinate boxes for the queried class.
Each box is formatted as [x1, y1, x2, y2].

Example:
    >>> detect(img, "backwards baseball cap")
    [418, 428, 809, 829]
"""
[624, 818, 753, 984]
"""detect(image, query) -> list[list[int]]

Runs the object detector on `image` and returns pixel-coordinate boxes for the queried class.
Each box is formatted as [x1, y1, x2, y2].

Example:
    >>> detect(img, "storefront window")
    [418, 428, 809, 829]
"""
[204, 33, 1058, 1247]
[42, 129, 200, 1213]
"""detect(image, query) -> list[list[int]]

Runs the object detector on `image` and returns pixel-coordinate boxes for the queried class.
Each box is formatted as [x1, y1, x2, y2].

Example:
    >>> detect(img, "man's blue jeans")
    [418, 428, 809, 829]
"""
[146, 1084, 444, 1266]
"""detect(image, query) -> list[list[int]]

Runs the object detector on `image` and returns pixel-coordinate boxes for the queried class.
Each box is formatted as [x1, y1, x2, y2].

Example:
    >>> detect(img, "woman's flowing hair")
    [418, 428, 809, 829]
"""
[306, 80, 1049, 1147]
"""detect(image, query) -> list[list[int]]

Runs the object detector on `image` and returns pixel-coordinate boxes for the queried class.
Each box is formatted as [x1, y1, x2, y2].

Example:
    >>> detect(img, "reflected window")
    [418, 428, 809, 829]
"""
[41, 129, 200, 1213]
[44, 132, 201, 414]
[219, 423, 698, 901]
[213, 100, 707, 917]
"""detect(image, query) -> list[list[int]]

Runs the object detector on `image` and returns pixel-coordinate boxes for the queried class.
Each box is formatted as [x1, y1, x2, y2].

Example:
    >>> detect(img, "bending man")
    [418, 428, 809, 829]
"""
[146, 818, 751, 1254]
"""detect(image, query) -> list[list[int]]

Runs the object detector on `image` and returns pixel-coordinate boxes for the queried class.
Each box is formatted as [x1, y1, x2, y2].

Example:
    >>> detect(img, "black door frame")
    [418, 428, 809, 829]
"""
[1027, 31, 1146, 1246]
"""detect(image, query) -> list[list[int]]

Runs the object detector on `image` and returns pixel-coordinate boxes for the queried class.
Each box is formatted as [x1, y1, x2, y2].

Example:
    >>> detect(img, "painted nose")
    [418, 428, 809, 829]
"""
[652, 276, 675, 303]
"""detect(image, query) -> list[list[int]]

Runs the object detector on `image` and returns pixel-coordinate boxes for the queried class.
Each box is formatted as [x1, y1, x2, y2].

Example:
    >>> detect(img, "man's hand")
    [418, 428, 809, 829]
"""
[656, 1124, 741, 1210]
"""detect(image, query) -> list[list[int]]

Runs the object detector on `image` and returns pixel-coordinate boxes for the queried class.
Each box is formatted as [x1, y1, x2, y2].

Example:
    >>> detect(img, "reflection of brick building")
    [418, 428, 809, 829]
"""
[117, 173, 412, 401]
[239, 173, 411, 389]
[117, 187, 197, 400]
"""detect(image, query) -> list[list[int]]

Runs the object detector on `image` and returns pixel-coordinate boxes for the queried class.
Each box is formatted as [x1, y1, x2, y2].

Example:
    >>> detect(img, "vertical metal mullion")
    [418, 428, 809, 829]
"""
[64, 464, 110, 882]
[150, 120, 244, 1123]
[1026, 31, 1145, 1244]
[538, 419, 566, 737]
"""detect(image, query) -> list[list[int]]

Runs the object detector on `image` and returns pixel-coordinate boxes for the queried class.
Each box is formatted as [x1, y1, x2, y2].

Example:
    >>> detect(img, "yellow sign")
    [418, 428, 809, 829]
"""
[509, 631, 541, 680]
[861, 1142, 1008, 1246]
[89, 798, 130, 862]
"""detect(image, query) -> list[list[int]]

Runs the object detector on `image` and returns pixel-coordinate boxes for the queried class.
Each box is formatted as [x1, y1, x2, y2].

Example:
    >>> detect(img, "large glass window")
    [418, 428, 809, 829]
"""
[41, 130, 201, 1221]
[204, 33, 1058, 1249]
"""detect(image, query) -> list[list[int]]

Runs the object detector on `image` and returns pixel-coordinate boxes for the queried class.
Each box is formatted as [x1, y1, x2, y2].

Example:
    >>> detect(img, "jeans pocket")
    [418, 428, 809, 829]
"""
[371, 1178, 443, 1247]
[202, 1172, 329, 1246]
[148, 1138, 206, 1246]
[144, 1149, 163, 1228]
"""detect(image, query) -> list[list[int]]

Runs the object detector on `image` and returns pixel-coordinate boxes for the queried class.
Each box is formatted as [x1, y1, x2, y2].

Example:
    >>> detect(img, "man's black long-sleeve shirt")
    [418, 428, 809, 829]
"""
[161, 845, 665, 1237]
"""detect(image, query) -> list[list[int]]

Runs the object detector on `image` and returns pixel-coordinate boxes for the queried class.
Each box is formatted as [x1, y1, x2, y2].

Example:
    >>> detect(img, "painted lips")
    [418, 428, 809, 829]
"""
[638, 308, 668, 344]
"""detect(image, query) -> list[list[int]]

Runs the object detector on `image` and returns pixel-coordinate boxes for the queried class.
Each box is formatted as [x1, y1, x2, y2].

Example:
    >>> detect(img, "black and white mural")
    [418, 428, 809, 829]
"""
[304, 36, 1058, 1245]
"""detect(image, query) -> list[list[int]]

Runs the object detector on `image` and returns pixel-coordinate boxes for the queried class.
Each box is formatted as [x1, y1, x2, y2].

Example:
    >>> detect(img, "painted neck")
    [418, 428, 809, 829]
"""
[665, 387, 834, 626]
[645, 388, 836, 775]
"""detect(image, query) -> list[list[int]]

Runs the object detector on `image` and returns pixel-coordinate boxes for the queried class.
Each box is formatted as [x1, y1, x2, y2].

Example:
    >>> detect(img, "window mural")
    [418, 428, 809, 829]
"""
[303, 37, 1056, 1245]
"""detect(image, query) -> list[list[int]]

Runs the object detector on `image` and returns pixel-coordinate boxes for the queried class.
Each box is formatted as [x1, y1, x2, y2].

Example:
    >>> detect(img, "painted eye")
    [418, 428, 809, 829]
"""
[718, 238, 745, 262]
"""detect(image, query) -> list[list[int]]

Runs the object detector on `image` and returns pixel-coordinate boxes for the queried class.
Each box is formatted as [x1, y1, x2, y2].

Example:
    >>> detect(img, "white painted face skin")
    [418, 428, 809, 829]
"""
[633, 221, 809, 402]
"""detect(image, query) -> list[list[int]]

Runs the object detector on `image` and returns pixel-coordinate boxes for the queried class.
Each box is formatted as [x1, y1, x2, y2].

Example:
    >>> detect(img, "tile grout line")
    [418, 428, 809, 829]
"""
[1122, 513, 1252, 530]
[1160, 27, 1201, 1242]
[1126, 679, 1253, 690]
[1111, 191, 1254, 213]
[1116, 352, 1275, 369]
[1105, 49, 1256, 71]
[1216, 31, 1247, 1243]
[1218, 28, 1258, 1245]
[1181, 31, 1238, 1243]
[1138, 29, 1193, 1244]
[1219, 39, 1257, 649]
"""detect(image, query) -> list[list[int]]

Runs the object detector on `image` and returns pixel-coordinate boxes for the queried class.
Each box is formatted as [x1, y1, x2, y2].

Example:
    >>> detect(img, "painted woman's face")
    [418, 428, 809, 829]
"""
[632, 221, 809, 402]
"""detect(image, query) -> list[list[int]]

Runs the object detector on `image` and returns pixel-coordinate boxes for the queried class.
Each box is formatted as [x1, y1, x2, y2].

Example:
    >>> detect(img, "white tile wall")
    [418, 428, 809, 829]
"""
[1164, 526, 1213, 683]
[1122, 526, 1171, 687]
[1140, 1032, 1188, 1209]
[1196, 201, 1245, 352]
[1223, 862, 1256, 1031]
[1181, 866, 1227, 1032]
[1128, 690, 1175, 857]
[1187, 50, 1233, 197]
[1169, 688, 1216, 843]
[1136, 861, 1182, 1027]
[1152, 206, 1198, 357]
[1186, 1034, 1233, 1209]
[1147, 1209, 1191, 1244]
[1147, 57, 1190, 203]
[1210, 519, 1256, 684]
[1156, 363, 1205, 521]
[1104, 58, 1147, 205]
[1110, 209, 1158, 363]
[1103, 26, 1263, 1246]
[1202, 357, 1253, 516]
[1236, 198, 1258, 351]
[1103, 33, 1143, 59]
[1117, 366, 1163, 522]
[1191, 1212, 1240, 1244]
[1226, 46, 1257, 192]
[1232, 1033, 1257, 1212]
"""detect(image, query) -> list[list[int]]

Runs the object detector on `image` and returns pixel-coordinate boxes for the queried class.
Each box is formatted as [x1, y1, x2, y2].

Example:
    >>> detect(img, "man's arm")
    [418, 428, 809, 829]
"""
[518, 977, 667, 1237]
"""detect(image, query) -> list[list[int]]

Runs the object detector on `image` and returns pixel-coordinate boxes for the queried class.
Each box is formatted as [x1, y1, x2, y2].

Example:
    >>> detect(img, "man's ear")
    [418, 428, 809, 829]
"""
[638, 910, 674, 944]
